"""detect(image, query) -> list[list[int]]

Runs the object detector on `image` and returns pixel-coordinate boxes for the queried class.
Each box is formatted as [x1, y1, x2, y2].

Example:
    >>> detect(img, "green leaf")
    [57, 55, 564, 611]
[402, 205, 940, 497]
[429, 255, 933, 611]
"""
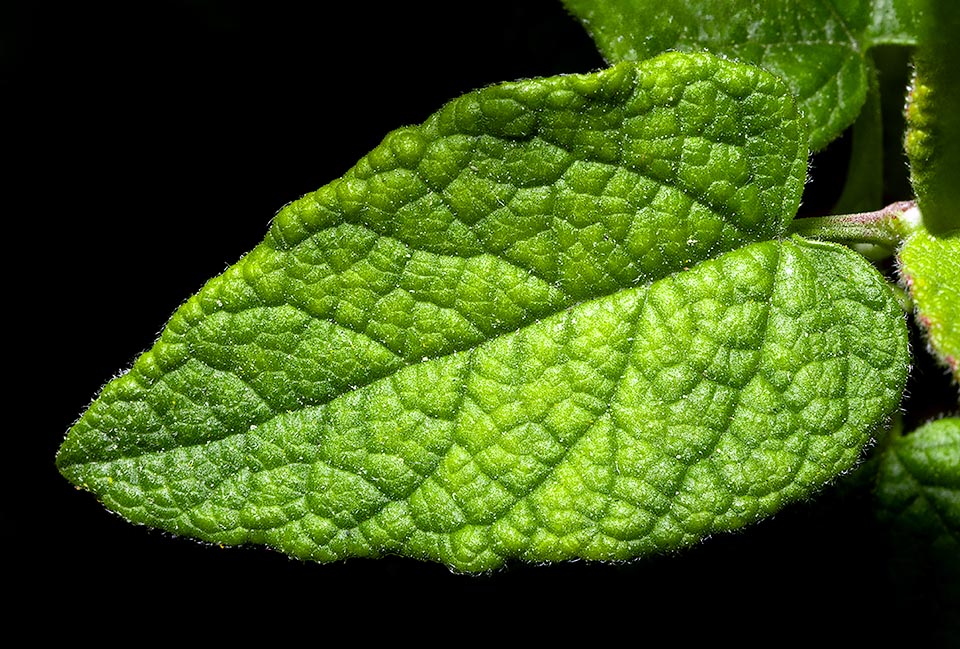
[875, 417, 960, 555]
[57, 53, 908, 571]
[561, 0, 919, 150]
[898, 222, 960, 383]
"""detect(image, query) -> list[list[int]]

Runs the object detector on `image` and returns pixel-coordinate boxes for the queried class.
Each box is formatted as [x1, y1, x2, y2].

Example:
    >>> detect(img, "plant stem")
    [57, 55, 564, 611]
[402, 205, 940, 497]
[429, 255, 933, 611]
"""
[788, 200, 919, 253]
[832, 63, 883, 215]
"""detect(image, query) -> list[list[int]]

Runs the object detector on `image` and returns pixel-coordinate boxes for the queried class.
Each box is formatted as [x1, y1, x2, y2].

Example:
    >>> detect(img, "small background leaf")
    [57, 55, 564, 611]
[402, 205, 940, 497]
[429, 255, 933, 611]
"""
[875, 417, 960, 550]
[898, 225, 960, 384]
[562, 0, 919, 150]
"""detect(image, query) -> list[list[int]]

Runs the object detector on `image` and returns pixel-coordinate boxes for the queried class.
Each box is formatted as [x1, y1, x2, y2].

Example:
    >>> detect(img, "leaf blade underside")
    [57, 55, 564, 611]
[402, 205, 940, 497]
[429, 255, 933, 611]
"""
[898, 226, 960, 383]
[59, 238, 908, 571]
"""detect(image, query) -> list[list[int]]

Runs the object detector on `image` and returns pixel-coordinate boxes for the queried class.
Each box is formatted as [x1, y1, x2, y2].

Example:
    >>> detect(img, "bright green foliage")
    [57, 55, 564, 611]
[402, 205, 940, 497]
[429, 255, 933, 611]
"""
[875, 417, 960, 555]
[898, 224, 960, 383]
[57, 53, 911, 571]
[561, 0, 919, 150]
[58, 238, 908, 571]
[904, 0, 960, 235]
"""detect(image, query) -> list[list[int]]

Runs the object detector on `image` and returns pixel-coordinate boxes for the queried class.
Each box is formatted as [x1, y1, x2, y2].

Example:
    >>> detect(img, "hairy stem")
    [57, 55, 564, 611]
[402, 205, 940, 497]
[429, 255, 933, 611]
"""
[788, 200, 919, 253]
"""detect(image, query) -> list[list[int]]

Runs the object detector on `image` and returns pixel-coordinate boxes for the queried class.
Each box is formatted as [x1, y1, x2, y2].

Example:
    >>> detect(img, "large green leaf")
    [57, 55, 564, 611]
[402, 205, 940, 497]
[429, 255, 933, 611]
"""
[561, 0, 919, 150]
[57, 53, 908, 571]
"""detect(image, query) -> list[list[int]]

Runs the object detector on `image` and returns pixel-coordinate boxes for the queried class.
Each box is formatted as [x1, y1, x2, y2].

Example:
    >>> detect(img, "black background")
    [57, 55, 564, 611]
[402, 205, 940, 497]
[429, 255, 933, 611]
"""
[8, 1, 956, 642]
